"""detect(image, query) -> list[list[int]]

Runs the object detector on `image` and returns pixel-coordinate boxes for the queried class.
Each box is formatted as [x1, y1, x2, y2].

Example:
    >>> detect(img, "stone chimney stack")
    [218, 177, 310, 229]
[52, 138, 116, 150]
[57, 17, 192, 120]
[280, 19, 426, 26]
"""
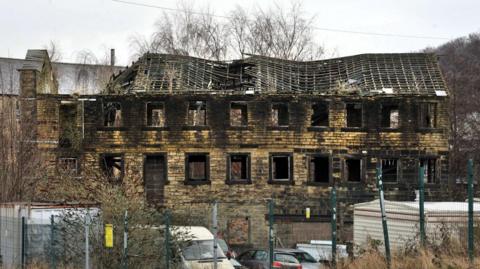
[110, 49, 115, 66]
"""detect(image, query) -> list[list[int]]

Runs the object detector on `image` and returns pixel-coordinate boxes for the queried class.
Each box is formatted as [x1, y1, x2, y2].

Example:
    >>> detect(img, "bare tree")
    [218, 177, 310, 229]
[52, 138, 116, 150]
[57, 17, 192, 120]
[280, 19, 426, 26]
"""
[44, 40, 63, 62]
[129, 33, 162, 59]
[0, 64, 48, 202]
[229, 3, 324, 60]
[129, 1, 324, 61]
[432, 32, 480, 181]
[72, 49, 117, 94]
[141, 1, 229, 61]
[75, 49, 101, 65]
[35, 165, 202, 268]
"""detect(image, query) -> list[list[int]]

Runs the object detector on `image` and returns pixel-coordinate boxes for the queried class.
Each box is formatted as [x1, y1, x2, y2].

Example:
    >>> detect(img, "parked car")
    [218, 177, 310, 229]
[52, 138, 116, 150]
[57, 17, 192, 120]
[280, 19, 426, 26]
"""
[296, 241, 348, 263]
[173, 226, 235, 269]
[218, 238, 246, 269]
[237, 249, 302, 269]
[275, 249, 322, 269]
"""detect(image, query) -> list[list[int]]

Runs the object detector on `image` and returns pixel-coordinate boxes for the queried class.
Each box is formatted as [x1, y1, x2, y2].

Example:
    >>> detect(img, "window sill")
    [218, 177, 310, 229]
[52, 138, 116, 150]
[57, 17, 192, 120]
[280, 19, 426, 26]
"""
[268, 180, 294, 185]
[142, 126, 170, 131]
[184, 180, 211, 186]
[341, 127, 366, 132]
[306, 181, 331, 186]
[97, 126, 128, 131]
[225, 180, 252, 185]
[307, 126, 331, 132]
[182, 126, 210, 131]
[379, 128, 400, 132]
[416, 128, 443, 133]
[267, 126, 292, 131]
[227, 126, 252, 131]
[343, 181, 363, 185]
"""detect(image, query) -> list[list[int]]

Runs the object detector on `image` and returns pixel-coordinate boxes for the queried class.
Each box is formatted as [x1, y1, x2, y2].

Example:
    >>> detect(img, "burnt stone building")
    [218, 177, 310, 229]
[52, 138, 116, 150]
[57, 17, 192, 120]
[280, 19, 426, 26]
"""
[17, 50, 450, 248]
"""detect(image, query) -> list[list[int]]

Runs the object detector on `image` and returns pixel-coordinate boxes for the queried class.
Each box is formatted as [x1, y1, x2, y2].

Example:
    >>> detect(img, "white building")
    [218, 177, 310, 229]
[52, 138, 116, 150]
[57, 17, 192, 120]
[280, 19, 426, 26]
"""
[0, 202, 98, 268]
[353, 199, 480, 251]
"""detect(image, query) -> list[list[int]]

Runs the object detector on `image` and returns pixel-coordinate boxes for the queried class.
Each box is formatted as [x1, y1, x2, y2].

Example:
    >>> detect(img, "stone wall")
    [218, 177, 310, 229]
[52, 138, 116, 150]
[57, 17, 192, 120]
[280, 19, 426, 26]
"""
[33, 92, 450, 248]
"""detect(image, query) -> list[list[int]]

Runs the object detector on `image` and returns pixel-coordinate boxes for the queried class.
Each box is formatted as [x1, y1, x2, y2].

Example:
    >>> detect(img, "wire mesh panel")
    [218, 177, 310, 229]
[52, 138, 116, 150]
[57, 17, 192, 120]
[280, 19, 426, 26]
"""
[0, 217, 22, 268]
[25, 217, 53, 266]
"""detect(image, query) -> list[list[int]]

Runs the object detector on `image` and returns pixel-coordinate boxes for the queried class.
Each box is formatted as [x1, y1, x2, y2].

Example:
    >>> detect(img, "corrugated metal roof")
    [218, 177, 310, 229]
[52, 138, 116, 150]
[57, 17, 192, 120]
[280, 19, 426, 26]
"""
[354, 199, 480, 252]
[0, 54, 124, 94]
[354, 199, 480, 213]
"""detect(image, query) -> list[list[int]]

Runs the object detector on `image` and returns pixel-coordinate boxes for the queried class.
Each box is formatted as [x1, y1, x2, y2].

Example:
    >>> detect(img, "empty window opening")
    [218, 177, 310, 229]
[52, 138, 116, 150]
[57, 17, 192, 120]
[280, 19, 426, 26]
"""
[420, 158, 436, 183]
[419, 103, 437, 128]
[104, 102, 122, 127]
[311, 103, 329, 127]
[346, 103, 363, 127]
[58, 158, 78, 176]
[146, 102, 165, 127]
[309, 156, 330, 183]
[15, 100, 20, 120]
[271, 103, 289, 126]
[187, 101, 206, 126]
[230, 103, 248, 127]
[229, 154, 250, 182]
[381, 104, 399, 128]
[101, 155, 123, 182]
[186, 154, 209, 181]
[271, 155, 292, 181]
[346, 159, 362, 182]
[59, 104, 77, 148]
[144, 155, 166, 203]
[381, 159, 398, 182]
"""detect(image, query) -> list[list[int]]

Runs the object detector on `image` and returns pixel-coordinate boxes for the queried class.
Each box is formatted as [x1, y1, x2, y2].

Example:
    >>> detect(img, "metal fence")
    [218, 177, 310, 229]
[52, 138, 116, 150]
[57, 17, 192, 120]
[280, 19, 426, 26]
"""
[364, 159, 480, 268]
[0, 160, 478, 269]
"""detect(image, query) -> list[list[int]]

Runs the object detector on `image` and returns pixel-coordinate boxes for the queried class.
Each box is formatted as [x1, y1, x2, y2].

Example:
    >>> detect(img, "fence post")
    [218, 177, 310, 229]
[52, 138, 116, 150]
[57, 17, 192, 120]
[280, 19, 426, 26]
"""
[50, 215, 56, 269]
[212, 201, 218, 269]
[376, 165, 391, 268]
[21, 216, 26, 269]
[123, 210, 128, 269]
[268, 199, 274, 269]
[330, 186, 337, 269]
[85, 212, 90, 269]
[419, 165, 426, 248]
[164, 210, 171, 269]
[467, 159, 474, 264]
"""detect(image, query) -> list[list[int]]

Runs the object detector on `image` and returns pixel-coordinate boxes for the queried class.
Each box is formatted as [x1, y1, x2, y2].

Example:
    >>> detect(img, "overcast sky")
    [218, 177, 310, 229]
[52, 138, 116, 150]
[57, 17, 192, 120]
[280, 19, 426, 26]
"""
[1, 0, 478, 65]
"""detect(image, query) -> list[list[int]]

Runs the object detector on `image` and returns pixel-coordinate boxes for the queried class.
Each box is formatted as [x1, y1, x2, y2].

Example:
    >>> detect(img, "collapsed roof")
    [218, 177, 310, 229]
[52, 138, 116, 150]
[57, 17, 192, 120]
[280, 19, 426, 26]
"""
[108, 53, 449, 96]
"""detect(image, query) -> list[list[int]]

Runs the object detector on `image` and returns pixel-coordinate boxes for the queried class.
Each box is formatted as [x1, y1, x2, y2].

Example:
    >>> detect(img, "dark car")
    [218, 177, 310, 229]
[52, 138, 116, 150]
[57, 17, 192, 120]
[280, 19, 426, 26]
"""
[275, 249, 321, 269]
[237, 249, 302, 269]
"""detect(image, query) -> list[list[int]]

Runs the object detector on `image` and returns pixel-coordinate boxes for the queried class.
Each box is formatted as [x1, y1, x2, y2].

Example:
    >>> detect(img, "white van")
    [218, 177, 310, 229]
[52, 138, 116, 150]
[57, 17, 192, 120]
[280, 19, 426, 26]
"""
[174, 226, 235, 269]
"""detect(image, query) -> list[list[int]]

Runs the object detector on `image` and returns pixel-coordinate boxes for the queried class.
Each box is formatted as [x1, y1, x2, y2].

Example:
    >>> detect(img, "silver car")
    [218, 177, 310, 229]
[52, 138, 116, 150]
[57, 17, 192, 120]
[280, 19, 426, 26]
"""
[237, 249, 302, 269]
[275, 248, 322, 269]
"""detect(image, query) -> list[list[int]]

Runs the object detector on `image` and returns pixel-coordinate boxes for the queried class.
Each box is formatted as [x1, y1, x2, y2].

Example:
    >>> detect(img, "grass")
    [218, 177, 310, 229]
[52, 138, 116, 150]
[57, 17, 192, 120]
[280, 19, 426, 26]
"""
[339, 251, 480, 269]
[338, 243, 480, 269]
[14, 253, 480, 269]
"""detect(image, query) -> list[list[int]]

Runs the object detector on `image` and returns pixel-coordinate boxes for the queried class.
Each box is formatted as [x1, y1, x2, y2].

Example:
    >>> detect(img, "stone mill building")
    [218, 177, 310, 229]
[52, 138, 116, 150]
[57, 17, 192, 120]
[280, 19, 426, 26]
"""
[13, 49, 451, 248]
